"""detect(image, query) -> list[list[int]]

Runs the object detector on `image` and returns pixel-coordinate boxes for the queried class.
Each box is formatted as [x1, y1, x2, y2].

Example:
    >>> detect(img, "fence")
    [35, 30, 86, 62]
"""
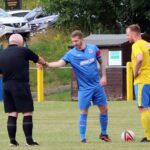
[37, 62, 134, 102]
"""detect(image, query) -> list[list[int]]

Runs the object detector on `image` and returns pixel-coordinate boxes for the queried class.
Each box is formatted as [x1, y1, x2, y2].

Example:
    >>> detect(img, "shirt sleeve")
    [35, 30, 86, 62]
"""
[95, 45, 101, 59]
[26, 48, 39, 63]
[61, 52, 71, 63]
[132, 43, 143, 57]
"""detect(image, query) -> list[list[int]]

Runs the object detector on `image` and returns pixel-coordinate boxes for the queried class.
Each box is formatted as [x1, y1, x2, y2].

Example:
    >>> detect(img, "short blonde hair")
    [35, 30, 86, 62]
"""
[126, 24, 141, 33]
[71, 30, 83, 38]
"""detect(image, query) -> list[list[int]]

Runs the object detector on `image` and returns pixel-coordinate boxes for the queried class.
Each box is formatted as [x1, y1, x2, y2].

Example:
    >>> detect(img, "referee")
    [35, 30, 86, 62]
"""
[0, 34, 46, 146]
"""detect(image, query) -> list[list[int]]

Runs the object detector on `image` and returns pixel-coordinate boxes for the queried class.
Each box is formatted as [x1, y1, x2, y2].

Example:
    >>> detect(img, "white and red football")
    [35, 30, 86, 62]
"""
[121, 130, 135, 142]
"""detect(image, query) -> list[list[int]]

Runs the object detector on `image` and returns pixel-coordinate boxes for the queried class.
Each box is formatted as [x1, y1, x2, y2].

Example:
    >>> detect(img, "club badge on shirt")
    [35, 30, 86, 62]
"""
[88, 49, 93, 54]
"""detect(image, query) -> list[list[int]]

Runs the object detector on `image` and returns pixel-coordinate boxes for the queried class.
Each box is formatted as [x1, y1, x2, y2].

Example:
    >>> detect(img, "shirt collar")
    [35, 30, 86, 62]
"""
[8, 44, 18, 47]
[75, 44, 87, 52]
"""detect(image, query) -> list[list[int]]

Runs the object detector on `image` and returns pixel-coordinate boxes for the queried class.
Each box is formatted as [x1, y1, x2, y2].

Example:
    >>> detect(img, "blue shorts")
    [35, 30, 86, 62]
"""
[78, 85, 107, 110]
[134, 84, 150, 108]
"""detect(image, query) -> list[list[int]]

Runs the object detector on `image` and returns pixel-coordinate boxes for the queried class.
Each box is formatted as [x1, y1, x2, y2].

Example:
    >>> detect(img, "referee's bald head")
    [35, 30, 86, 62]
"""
[9, 34, 24, 47]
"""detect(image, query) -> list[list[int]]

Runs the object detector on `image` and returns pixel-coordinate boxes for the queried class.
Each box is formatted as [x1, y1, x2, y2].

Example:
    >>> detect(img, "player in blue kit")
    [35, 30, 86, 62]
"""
[43, 30, 111, 143]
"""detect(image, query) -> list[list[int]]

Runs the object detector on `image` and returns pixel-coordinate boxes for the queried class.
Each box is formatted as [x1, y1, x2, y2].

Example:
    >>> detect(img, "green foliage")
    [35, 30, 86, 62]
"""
[41, 0, 150, 33]
[0, 0, 5, 8]
[129, 0, 150, 33]
[22, 0, 42, 9]
[41, 0, 120, 33]
[30, 29, 70, 61]
[29, 29, 71, 91]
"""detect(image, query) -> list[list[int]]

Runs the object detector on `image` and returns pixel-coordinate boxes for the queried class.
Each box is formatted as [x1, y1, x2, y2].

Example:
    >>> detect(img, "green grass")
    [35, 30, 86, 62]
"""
[45, 91, 71, 101]
[29, 68, 71, 91]
[0, 99, 150, 150]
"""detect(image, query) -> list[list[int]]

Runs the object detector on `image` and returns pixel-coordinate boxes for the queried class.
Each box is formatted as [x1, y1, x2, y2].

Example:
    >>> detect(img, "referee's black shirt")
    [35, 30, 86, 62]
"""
[0, 44, 39, 82]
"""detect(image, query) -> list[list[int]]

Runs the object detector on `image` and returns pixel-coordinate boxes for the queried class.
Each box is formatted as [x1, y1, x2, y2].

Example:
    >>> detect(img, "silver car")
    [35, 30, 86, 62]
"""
[8, 10, 31, 17]
[0, 8, 31, 38]
[24, 7, 59, 32]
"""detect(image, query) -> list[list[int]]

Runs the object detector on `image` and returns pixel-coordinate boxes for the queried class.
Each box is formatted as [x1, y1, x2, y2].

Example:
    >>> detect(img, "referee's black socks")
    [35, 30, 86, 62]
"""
[7, 116, 17, 143]
[23, 116, 34, 144]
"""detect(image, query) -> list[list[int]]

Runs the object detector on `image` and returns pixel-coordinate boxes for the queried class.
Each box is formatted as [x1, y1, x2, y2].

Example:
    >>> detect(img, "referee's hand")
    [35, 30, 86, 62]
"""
[100, 76, 107, 86]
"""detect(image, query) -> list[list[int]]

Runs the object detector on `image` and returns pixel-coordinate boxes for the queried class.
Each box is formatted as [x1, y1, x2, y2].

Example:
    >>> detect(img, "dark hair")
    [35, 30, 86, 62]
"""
[126, 24, 141, 33]
[71, 30, 83, 38]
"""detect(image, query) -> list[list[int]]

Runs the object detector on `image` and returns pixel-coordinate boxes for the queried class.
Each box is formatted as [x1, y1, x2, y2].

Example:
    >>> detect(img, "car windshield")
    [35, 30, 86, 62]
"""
[25, 7, 42, 19]
[12, 12, 29, 17]
[0, 8, 10, 17]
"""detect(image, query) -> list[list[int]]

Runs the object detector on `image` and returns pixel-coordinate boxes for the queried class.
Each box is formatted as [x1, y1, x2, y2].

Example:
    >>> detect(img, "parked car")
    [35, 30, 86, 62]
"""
[0, 8, 31, 38]
[24, 7, 59, 32]
[8, 10, 31, 17]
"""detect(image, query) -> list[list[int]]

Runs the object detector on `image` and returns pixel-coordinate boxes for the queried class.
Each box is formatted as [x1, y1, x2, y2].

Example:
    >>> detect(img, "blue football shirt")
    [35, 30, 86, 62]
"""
[62, 44, 101, 90]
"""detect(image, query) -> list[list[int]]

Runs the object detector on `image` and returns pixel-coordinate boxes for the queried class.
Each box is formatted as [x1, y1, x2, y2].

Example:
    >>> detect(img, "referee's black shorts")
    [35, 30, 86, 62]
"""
[3, 80, 34, 113]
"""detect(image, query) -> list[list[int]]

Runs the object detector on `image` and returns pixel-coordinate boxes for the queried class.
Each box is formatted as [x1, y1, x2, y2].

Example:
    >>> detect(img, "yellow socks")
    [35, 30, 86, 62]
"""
[141, 110, 150, 140]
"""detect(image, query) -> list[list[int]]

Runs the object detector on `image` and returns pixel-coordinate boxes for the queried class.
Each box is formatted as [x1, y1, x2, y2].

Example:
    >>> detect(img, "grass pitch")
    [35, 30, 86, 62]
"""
[0, 98, 150, 150]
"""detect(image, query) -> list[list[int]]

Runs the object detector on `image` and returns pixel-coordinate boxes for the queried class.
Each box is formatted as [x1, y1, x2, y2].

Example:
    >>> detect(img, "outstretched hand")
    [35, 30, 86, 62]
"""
[37, 56, 48, 69]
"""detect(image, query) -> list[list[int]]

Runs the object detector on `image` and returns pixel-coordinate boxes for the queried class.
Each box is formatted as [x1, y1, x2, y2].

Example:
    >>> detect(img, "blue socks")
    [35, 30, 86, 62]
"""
[99, 113, 108, 135]
[79, 113, 108, 140]
[79, 114, 87, 140]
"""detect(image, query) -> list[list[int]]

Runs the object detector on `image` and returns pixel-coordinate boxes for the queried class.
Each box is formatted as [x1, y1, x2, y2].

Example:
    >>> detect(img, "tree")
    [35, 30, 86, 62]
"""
[42, 0, 120, 33]
[115, 0, 150, 33]
[130, 0, 150, 33]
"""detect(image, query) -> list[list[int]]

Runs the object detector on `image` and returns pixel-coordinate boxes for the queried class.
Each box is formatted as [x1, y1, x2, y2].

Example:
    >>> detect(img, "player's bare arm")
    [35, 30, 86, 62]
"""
[134, 54, 143, 78]
[146, 44, 150, 48]
[46, 59, 67, 68]
[97, 57, 107, 86]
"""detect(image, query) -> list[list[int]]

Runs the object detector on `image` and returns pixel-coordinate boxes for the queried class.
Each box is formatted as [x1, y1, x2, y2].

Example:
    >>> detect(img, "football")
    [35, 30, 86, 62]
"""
[121, 130, 135, 142]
